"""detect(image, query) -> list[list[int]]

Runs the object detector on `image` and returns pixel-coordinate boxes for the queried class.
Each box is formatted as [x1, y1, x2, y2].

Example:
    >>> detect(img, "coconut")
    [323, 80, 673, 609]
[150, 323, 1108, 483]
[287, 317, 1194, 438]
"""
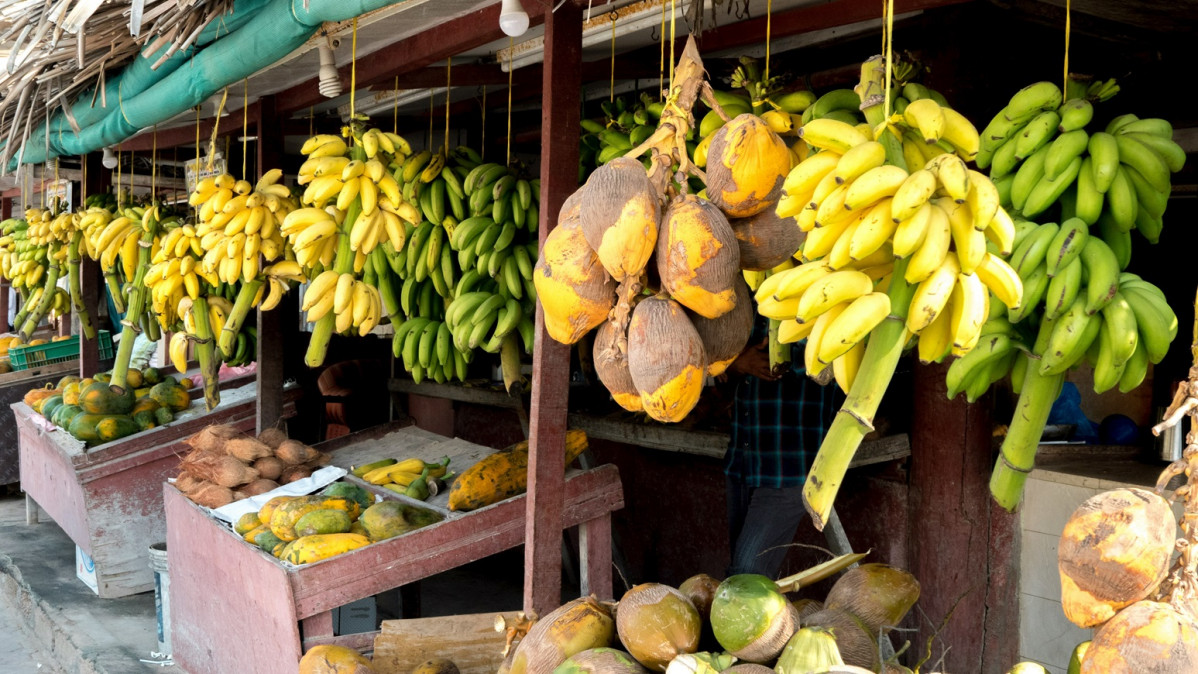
[253, 455, 285, 481]
[775, 626, 844, 674]
[411, 659, 459, 674]
[721, 666, 774, 674]
[508, 597, 615, 674]
[824, 563, 921, 633]
[257, 427, 288, 449]
[242, 479, 280, 496]
[1081, 601, 1198, 673]
[555, 648, 650, 674]
[793, 598, 824, 624]
[627, 297, 707, 423]
[802, 608, 880, 672]
[730, 208, 804, 271]
[617, 583, 702, 671]
[593, 319, 643, 412]
[656, 194, 740, 319]
[534, 194, 618, 345]
[276, 439, 321, 465]
[1007, 664, 1048, 673]
[883, 664, 915, 674]
[689, 279, 753, 377]
[710, 574, 799, 663]
[224, 436, 273, 462]
[298, 644, 375, 674]
[706, 114, 791, 219]
[579, 157, 660, 282]
[1069, 641, 1091, 674]
[1058, 488, 1176, 628]
[678, 574, 721, 621]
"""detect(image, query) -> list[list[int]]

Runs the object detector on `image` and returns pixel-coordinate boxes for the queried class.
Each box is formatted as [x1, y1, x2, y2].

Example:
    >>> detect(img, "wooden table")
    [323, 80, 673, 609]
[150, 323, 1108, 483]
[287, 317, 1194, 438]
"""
[165, 423, 625, 674]
[0, 359, 80, 485]
[13, 377, 298, 598]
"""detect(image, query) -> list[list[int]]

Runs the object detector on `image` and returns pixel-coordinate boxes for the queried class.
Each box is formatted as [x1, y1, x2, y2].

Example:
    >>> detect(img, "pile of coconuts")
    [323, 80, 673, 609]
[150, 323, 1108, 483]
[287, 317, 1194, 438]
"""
[498, 563, 921, 674]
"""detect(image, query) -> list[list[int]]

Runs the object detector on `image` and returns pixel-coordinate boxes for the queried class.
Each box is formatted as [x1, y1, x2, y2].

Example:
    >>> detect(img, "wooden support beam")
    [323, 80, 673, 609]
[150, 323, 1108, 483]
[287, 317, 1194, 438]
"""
[79, 152, 110, 375]
[0, 281, 9, 333]
[116, 104, 260, 153]
[525, 0, 582, 617]
[274, 2, 549, 116]
[255, 95, 291, 434]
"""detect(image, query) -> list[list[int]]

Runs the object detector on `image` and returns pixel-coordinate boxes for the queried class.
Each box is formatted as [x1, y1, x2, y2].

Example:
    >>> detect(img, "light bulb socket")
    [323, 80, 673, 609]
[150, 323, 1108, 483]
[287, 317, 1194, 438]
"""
[317, 42, 342, 99]
[101, 147, 118, 169]
[499, 0, 529, 37]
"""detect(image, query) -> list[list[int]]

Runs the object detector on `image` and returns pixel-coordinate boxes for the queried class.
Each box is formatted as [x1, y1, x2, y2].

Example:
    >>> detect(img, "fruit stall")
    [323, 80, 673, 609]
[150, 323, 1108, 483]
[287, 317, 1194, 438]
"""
[1, 0, 1197, 673]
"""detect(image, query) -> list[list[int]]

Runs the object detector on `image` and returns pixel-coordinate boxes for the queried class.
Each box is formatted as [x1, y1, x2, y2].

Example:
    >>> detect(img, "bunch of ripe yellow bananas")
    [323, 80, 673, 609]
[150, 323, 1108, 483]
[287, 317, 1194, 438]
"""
[188, 169, 295, 285]
[299, 269, 383, 337]
[355, 456, 450, 499]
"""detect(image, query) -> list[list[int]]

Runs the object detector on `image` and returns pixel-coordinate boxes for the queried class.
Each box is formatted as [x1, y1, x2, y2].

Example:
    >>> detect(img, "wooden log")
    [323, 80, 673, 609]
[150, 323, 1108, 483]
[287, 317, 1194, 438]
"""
[372, 612, 521, 674]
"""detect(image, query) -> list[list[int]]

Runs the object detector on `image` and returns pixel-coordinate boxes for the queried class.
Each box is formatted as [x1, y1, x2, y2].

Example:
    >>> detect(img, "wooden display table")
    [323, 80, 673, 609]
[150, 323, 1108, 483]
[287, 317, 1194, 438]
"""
[0, 359, 80, 485]
[13, 377, 298, 598]
[165, 423, 624, 674]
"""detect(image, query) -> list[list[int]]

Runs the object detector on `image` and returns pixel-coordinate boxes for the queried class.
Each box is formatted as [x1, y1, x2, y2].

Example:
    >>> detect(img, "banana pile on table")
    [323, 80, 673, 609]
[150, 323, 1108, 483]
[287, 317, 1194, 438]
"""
[352, 456, 451, 500]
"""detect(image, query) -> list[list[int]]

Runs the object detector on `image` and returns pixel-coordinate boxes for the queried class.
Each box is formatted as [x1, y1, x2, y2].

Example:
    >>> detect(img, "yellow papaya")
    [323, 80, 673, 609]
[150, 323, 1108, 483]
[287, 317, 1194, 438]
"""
[294, 509, 353, 537]
[234, 512, 263, 536]
[448, 430, 589, 512]
[283, 533, 371, 565]
[298, 644, 376, 673]
[243, 523, 271, 543]
[270, 496, 359, 542]
[258, 495, 297, 526]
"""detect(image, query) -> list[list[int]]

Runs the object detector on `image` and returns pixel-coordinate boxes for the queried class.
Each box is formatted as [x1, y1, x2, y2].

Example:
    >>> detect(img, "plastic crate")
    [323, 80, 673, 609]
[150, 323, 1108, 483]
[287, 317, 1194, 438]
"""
[7, 331, 114, 371]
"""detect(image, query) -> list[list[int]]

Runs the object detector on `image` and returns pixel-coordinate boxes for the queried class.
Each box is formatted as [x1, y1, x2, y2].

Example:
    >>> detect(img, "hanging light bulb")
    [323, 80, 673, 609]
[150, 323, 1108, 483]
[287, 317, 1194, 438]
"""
[317, 38, 342, 99]
[499, 0, 529, 37]
[101, 147, 118, 169]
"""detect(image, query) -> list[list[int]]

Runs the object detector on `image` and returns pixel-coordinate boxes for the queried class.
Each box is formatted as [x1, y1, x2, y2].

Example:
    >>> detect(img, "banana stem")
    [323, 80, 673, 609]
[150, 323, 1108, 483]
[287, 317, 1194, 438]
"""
[803, 257, 916, 530]
[104, 270, 127, 314]
[68, 232, 96, 340]
[20, 249, 62, 340]
[856, 55, 908, 171]
[305, 140, 366, 369]
[12, 288, 38, 335]
[990, 363, 1064, 511]
[218, 280, 263, 358]
[110, 216, 158, 390]
[191, 296, 221, 411]
[768, 317, 790, 372]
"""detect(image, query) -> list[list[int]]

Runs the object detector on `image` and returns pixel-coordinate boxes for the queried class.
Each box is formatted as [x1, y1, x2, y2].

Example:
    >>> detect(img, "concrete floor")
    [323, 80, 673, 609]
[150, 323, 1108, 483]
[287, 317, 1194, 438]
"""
[0, 493, 553, 674]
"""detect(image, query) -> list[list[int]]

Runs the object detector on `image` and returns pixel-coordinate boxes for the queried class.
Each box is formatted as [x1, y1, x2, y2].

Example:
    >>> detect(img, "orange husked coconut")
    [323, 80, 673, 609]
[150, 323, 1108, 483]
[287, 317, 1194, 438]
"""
[656, 194, 740, 319]
[534, 190, 617, 345]
[578, 157, 659, 282]
[706, 114, 791, 218]
[627, 296, 706, 423]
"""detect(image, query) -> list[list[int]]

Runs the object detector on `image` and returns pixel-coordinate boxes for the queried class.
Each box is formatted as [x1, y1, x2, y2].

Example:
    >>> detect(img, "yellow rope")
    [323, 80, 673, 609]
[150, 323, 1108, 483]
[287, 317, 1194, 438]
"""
[507, 37, 514, 166]
[393, 76, 399, 135]
[115, 150, 121, 209]
[52, 159, 58, 210]
[668, 0, 676, 89]
[764, 0, 772, 82]
[207, 87, 228, 170]
[241, 78, 248, 179]
[659, 0, 666, 100]
[1063, 0, 1071, 96]
[195, 106, 201, 177]
[81, 153, 86, 203]
[428, 89, 434, 149]
[151, 126, 157, 198]
[882, 0, 894, 119]
[445, 57, 452, 155]
[481, 87, 487, 161]
[350, 18, 358, 120]
[610, 12, 617, 103]
[308, 106, 314, 138]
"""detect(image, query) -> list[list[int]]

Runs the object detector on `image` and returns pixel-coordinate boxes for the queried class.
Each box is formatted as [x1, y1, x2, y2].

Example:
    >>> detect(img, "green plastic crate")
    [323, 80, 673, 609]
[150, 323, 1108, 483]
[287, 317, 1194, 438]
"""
[7, 331, 114, 371]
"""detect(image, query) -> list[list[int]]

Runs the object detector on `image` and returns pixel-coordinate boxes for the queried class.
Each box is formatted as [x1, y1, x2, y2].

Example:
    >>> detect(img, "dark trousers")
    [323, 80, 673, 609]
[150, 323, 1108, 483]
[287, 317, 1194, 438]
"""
[726, 477, 808, 579]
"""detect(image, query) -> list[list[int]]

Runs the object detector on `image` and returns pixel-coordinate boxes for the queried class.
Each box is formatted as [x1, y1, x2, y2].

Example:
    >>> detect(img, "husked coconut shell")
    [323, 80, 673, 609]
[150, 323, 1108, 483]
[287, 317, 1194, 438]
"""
[706, 115, 791, 218]
[1080, 600, 1198, 673]
[793, 598, 824, 624]
[824, 563, 921, 633]
[508, 597, 615, 674]
[656, 194, 740, 319]
[730, 207, 804, 271]
[722, 666, 774, 674]
[802, 608, 880, 672]
[678, 573, 722, 621]
[593, 319, 643, 412]
[689, 279, 752, 377]
[555, 648, 650, 674]
[1058, 488, 1176, 628]
[627, 297, 707, 423]
[616, 583, 702, 671]
[579, 157, 660, 282]
[534, 191, 618, 345]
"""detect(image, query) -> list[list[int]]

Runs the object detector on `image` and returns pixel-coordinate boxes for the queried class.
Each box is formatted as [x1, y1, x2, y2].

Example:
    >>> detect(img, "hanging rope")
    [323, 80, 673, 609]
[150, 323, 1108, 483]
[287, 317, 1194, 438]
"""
[207, 87, 229, 170]
[81, 152, 87, 204]
[242, 78, 249, 179]
[350, 18, 359, 120]
[668, 0, 676, 89]
[1063, 0, 1071, 96]
[481, 87, 487, 161]
[393, 76, 399, 135]
[764, 0, 773, 82]
[882, 0, 895, 119]
[507, 37, 514, 166]
[659, 0, 666, 100]
[444, 57, 452, 154]
[309, 106, 314, 138]
[151, 126, 158, 199]
[610, 12, 617, 103]
[429, 89, 435, 149]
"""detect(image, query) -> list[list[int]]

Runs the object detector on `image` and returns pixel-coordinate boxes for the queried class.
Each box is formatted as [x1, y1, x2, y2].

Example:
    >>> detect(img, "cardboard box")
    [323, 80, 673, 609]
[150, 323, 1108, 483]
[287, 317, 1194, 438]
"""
[332, 597, 376, 635]
[76, 546, 99, 594]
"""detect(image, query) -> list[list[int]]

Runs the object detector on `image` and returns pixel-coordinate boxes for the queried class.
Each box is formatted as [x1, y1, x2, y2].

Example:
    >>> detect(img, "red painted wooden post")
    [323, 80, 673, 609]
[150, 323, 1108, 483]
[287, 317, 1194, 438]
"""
[0, 281, 9, 333]
[255, 95, 292, 433]
[909, 362, 1018, 673]
[525, 0, 582, 616]
[80, 153, 110, 375]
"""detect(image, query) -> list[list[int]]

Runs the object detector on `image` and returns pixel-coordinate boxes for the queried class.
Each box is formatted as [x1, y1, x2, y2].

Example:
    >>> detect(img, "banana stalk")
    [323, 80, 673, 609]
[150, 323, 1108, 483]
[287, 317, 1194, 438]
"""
[305, 137, 366, 368]
[803, 257, 916, 529]
[218, 279, 263, 359]
[768, 318, 790, 371]
[191, 296, 221, 410]
[110, 214, 159, 390]
[854, 55, 908, 171]
[11, 288, 38, 336]
[68, 231, 97, 340]
[990, 361, 1064, 510]
[104, 269, 127, 314]
[20, 250, 62, 339]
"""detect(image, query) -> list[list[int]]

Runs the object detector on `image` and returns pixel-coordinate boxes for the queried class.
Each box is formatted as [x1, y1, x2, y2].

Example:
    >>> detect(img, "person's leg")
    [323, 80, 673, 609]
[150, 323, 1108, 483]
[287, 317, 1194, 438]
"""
[725, 476, 753, 575]
[728, 484, 807, 578]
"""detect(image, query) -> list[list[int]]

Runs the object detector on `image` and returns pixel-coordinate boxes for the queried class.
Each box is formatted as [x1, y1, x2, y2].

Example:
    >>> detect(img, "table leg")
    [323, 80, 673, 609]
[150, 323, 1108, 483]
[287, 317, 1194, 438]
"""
[25, 495, 38, 524]
[579, 515, 613, 600]
[300, 611, 335, 647]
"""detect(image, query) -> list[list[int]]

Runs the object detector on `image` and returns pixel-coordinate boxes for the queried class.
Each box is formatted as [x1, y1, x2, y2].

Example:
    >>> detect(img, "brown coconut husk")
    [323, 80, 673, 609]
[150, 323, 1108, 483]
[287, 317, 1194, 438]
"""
[678, 574, 722, 621]
[730, 207, 805, 271]
[626, 296, 707, 424]
[507, 596, 615, 674]
[655, 194, 741, 320]
[689, 278, 753, 377]
[793, 598, 825, 624]
[704, 114, 790, 219]
[185, 424, 242, 453]
[722, 666, 774, 674]
[183, 450, 260, 488]
[175, 470, 206, 495]
[555, 648, 650, 674]
[252, 456, 285, 481]
[224, 436, 273, 462]
[616, 583, 702, 671]
[280, 466, 313, 484]
[305, 452, 332, 469]
[578, 157, 660, 283]
[241, 479, 280, 496]
[1080, 600, 1198, 673]
[593, 319, 643, 413]
[190, 483, 235, 508]
[533, 196, 618, 346]
[1058, 488, 1176, 628]
[824, 563, 921, 633]
[727, 601, 801, 664]
[803, 608, 880, 672]
[275, 439, 320, 465]
[257, 427, 288, 449]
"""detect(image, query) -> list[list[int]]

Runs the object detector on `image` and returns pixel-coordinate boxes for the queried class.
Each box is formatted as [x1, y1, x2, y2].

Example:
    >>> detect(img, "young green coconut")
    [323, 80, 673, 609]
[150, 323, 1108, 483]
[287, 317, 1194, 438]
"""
[616, 583, 703, 671]
[774, 626, 844, 674]
[553, 648, 650, 674]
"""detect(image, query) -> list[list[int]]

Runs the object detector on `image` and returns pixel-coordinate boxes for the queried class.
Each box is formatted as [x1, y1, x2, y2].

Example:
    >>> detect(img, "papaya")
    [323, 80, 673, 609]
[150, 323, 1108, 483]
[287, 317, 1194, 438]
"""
[23, 385, 59, 412]
[284, 533, 371, 565]
[258, 495, 297, 525]
[132, 411, 157, 431]
[134, 387, 152, 399]
[80, 381, 135, 415]
[149, 383, 191, 413]
[125, 369, 144, 389]
[68, 413, 109, 445]
[154, 406, 174, 426]
[253, 529, 285, 554]
[40, 395, 65, 421]
[94, 372, 111, 383]
[270, 496, 360, 541]
[56, 375, 81, 389]
[142, 368, 162, 386]
[359, 501, 443, 541]
[298, 644, 376, 674]
[271, 541, 288, 558]
[161, 375, 178, 386]
[179, 377, 194, 389]
[97, 415, 140, 443]
[52, 404, 83, 428]
[78, 377, 95, 390]
[243, 523, 271, 543]
[295, 509, 353, 537]
[448, 430, 589, 512]
[234, 512, 263, 535]
[321, 482, 374, 512]
[349, 521, 368, 537]
[61, 382, 82, 406]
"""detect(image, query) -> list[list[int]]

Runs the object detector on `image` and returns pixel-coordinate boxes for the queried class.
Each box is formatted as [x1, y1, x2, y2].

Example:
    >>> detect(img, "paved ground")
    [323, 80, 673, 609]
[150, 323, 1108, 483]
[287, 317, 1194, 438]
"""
[0, 599, 64, 674]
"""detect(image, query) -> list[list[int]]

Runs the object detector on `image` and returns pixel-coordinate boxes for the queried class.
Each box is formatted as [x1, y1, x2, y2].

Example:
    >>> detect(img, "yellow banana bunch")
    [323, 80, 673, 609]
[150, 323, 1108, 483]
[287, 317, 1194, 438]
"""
[300, 269, 383, 336]
[259, 260, 307, 312]
[189, 171, 295, 285]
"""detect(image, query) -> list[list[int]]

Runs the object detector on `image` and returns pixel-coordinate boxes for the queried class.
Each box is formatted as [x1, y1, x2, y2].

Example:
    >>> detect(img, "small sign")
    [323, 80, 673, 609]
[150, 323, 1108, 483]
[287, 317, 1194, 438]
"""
[76, 545, 99, 594]
[184, 155, 227, 193]
[44, 180, 73, 212]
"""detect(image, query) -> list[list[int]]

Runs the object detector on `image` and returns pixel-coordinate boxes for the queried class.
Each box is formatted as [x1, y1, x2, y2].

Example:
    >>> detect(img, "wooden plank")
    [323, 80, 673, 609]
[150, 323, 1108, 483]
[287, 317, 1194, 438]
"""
[255, 94, 289, 435]
[526, 0, 582, 617]
[0, 358, 79, 386]
[388, 379, 520, 409]
[372, 612, 521, 674]
[117, 104, 258, 152]
[580, 514, 613, 600]
[166, 484, 304, 674]
[567, 413, 729, 458]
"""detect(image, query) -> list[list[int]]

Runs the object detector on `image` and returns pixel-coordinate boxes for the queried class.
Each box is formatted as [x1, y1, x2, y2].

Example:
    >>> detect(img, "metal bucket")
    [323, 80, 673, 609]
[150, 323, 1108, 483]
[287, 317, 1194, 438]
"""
[1157, 407, 1186, 462]
[147, 542, 171, 655]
